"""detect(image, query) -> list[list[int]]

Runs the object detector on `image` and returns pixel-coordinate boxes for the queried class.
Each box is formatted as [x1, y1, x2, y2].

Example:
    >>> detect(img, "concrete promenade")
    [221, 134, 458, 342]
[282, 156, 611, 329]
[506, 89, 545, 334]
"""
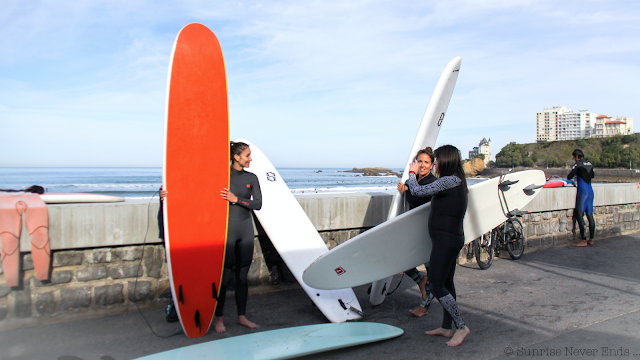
[1, 232, 639, 360]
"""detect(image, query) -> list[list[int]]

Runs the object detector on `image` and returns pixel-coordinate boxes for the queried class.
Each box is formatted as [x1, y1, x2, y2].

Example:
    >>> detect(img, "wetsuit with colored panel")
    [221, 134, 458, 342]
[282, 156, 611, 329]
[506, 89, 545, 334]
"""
[407, 174, 468, 330]
[402, 173, 436, 309]
[215, 168, 262, 317]
[567, 159, 595, 240]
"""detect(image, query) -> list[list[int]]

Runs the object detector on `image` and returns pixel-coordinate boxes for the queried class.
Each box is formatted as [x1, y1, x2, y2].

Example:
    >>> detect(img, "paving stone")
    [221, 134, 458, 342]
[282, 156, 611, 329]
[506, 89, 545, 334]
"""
[108, 264, 143, 279]
[77, 267, 107, 282]
[550, 221, 559, 233]
[35, 292, 56, 315]
[0, 284, 10, 298]
[13, 287, 31, 318]
[22, 254, 34, 270]
[60, 287, 91, 310]
[52, 251, 83, 267]
[541, 236, 553, 246]
[532, 214, 542, 222]
[85, 249, 112, 264]
[543, 212, 551, 220]
[95, 284, 124, 306]
[128, 281, 153, 302]
[624, 212, 633, 222]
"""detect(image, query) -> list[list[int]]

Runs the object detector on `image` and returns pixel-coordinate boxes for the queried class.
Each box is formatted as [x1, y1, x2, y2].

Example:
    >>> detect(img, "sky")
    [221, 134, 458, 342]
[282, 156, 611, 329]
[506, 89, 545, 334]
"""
[1, 0, 639, 168]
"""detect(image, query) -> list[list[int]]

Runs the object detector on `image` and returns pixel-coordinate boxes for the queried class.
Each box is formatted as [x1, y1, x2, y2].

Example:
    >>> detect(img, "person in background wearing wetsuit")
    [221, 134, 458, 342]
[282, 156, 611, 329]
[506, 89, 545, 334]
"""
[397, 147, 436, 318]
[568, 149, 595, 247]
[215, 141, 262, 333]
[406, 145, 470, 347]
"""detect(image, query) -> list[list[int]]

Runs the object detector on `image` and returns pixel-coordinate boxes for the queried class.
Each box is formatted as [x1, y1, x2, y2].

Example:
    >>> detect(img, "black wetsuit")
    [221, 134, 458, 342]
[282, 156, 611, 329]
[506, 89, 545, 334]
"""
[402, 173, 436, 309]
[407, 174, 468, 330]
[568, 159, 595, 240]
[215, 168, 262, 317]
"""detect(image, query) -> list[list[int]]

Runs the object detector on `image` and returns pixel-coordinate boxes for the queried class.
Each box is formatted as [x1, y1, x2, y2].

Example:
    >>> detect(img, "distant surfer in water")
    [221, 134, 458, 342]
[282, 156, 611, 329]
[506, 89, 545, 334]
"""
[568, 149, 595, 246]
[397, 147, 436, 317]
[406, 145, 470, 346]
[159, 141, 262, 333]
[215, 141, 263, 332]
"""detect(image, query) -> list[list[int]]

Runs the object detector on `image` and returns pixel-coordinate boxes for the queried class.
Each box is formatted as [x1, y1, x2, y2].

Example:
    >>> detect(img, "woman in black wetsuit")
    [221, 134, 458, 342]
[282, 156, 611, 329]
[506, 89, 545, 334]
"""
[397, 147, 436, 317]
[406, 145, 470, 347]
[214, 141, 263, 333]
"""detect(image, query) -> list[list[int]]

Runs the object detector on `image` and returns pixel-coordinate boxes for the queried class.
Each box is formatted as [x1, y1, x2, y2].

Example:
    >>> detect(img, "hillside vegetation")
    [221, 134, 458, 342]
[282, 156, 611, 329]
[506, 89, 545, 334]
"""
[495, 134, 640, 168]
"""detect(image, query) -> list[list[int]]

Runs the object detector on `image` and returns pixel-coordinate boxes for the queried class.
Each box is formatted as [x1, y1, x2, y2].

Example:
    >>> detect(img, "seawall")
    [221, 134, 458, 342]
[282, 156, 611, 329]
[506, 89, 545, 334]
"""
[1, 183, 639, 329]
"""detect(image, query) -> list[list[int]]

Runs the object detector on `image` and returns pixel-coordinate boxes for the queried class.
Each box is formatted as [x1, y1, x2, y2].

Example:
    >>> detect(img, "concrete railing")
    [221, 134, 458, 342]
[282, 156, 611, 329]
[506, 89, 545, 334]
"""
[1, 183, 639, 328]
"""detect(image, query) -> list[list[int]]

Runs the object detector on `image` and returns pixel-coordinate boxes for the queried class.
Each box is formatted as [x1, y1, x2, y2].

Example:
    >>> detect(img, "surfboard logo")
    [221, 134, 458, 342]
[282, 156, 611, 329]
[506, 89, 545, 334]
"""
[437, 112, 445, 126]
[266, 172, 277, 182]
[334, 267, 346, 276]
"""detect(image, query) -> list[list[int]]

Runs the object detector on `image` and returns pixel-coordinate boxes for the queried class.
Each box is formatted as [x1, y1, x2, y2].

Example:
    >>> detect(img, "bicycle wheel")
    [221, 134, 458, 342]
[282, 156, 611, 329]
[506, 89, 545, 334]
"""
[474, 231, 494, 270]
[505, 218, 525, 260]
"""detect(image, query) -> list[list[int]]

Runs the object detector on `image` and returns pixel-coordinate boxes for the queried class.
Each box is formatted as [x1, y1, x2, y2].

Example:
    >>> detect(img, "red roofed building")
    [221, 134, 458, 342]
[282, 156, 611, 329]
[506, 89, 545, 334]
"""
[594, 115, 634, 138]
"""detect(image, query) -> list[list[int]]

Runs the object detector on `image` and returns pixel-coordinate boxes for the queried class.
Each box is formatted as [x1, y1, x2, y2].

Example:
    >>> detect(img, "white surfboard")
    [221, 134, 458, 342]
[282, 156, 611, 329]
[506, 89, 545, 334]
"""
[303, 170, 545, 290]
[133, 322, 403, 360]
[39, 193, 125, 204]
[370, 56, 462, 306]
[238, 139, 362, 323]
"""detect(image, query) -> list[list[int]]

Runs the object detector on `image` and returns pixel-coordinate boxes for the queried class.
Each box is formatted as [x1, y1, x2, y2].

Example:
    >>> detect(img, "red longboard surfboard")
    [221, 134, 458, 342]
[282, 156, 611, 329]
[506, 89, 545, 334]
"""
[163, 23, 229, 338]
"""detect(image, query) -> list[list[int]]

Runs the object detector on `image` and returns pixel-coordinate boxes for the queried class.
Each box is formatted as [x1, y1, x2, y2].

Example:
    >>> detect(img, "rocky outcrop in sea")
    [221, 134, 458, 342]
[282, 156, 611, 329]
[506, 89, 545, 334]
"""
[343, 167, 401, 177]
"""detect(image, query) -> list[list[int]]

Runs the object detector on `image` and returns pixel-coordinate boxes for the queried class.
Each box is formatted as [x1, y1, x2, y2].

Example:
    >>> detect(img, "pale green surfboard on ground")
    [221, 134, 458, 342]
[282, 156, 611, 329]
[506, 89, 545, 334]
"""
[134, 322, 403, 360]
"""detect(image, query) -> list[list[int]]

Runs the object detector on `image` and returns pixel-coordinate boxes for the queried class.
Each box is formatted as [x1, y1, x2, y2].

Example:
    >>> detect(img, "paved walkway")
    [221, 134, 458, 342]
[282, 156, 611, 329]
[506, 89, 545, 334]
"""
[1, 233, 640, 360]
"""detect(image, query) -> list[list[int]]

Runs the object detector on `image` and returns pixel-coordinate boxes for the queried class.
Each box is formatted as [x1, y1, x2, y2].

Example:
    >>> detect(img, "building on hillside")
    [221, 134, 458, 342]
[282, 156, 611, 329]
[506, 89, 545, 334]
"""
[594, 115, 634, 138]
[536, 105, 596, 142]
[468, 138, 491, 165]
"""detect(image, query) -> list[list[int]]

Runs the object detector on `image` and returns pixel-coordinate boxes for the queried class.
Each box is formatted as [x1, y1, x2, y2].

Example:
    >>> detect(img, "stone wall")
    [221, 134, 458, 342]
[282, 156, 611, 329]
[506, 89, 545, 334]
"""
[1, 184, 639, 329]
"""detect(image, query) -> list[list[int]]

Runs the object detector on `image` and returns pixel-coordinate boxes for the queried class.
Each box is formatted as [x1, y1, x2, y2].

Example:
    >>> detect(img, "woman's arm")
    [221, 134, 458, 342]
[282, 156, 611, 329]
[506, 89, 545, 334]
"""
[407, 173, 461, 197]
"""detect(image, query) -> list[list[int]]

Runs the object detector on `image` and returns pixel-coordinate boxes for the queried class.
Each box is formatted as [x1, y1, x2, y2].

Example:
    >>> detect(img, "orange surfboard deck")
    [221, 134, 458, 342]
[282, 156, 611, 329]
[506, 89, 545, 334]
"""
[163, 23, 229, 338]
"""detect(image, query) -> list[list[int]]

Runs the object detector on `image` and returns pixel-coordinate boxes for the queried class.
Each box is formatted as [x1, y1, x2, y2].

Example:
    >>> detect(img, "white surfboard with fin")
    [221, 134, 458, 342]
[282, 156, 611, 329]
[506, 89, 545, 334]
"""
[303, 170, 546, 290]
[238, 139, 362, 323]
[369, 56, 462, 306]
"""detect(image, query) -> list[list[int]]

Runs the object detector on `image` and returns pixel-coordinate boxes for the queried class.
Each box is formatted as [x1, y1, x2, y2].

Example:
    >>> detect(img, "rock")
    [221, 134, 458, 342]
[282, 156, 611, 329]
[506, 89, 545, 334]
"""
[0, 285, 10, 298]
[13, 287, 31, 318]
[52, 251, 84, 267]
[85, 249, 112, 264]
[108, 264, 143, 279]
[77, 267, 107, 282]
[22, 254, 34, 270]
[343, 167, 401, 177]
[35, 292, 56, 315]
[315, 170, 322, 173]
[113, 246, 143, 262]
[143, 247, 163, 279]
[60, 287, 91, 310]
[51, 270, 74, 284]
[95, 284, 125, 306]
[128, 281, 153, 302]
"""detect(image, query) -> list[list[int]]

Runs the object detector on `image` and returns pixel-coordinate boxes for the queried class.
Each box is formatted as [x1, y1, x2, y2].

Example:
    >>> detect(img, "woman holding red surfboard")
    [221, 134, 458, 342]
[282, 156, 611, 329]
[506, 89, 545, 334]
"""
[216, 141, 262, 333]
[161, 141, 262, 333]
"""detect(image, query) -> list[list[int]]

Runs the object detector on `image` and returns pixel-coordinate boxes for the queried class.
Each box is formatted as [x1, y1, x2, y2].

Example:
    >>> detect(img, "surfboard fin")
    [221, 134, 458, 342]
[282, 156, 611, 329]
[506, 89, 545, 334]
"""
[178, 285, 184, 304]
[338, 299, 347, 310]
[194, 309, 201, 332]
[381, 283, 387, 295]
[212, 283, 218, 299]
[498, 179, 519, 190]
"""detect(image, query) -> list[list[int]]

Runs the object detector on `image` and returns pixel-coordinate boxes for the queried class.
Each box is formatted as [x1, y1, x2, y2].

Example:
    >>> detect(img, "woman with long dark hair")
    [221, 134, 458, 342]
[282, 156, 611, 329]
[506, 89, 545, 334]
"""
[406, 144, 470, 346]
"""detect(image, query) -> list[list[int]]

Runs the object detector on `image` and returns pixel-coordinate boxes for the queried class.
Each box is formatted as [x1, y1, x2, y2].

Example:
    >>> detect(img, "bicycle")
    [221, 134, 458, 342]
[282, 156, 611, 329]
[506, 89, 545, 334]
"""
[474, 175, 531, 270]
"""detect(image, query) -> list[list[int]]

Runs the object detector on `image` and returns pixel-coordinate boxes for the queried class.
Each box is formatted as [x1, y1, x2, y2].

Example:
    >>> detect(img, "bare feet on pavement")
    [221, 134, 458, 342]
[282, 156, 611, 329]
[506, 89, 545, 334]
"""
[425, 327, 453, 337]
[409, 306, 429, 317]
[446, 326, 470, 347]
[238, 315, 258, 329]
[214, 317, 226, 333]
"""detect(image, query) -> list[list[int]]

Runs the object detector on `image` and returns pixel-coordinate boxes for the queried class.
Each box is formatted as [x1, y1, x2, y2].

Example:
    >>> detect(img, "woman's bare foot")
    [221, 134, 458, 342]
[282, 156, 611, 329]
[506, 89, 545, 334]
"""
[238, 315, 258, 329]
[446, 326, 470, 347]
[425, 327, 453, 337]
[214, 317, 226, 333]
[418, 276, 428, 301]
[409, 306, 429, 317]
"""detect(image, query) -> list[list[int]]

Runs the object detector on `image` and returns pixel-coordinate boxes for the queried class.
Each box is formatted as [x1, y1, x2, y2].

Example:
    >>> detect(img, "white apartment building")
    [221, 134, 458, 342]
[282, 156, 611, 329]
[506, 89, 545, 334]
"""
[536, 105, 596, 142]
[594, 115, 634, 138]
[468, 138, 491, 165]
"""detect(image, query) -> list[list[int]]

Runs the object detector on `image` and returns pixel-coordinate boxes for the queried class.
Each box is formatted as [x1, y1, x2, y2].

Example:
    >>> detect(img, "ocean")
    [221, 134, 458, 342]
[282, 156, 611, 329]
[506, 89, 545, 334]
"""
[0, 168, 485, 198]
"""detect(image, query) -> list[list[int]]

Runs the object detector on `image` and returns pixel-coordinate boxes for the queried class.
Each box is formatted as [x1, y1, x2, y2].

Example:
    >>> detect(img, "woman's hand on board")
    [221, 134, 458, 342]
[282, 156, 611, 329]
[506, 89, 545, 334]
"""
[397, 181, 406, 194]
[221, 188, 238, 203]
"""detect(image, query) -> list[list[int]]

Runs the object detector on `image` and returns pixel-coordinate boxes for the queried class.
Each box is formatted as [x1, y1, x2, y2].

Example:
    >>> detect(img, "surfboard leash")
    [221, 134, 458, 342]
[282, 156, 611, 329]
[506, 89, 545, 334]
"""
[133, 190, 184, 338]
